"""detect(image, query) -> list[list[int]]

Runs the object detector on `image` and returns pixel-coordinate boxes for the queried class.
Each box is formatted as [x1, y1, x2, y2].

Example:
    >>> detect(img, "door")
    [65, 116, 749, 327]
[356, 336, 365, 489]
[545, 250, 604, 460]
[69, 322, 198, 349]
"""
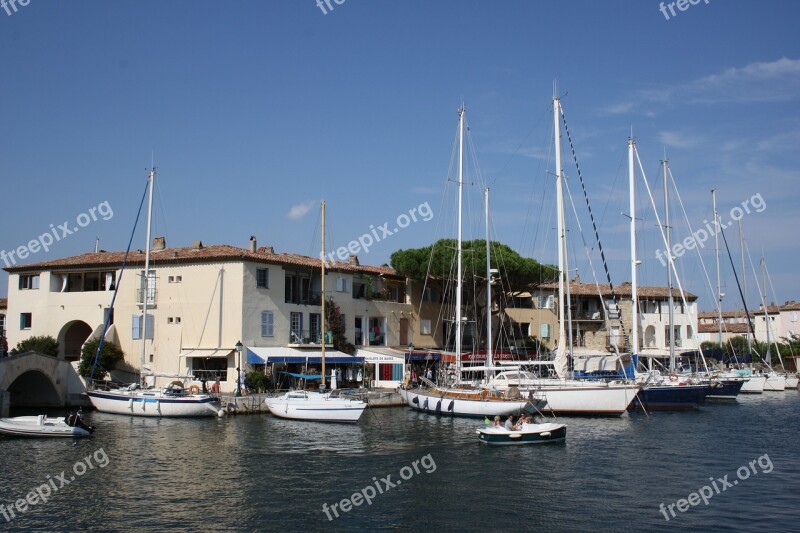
[399, 318, 409, 346]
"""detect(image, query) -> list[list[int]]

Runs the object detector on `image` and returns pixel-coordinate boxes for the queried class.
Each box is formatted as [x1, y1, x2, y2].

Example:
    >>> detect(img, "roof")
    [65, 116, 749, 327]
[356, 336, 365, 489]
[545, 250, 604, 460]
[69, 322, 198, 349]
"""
[2, 243, 400, 278]
[759, 301, 800, 314]
[0, 297, 6, 310]
[698, 323, 751, 334]
[698, 309, 749, 319]
[536, 281, 697, 301]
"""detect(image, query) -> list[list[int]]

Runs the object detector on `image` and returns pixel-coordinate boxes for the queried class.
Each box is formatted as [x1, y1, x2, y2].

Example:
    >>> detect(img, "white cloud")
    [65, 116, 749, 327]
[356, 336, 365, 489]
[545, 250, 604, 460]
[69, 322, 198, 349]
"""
[287, 200, 315, 220]
[657, 131, 704, 150]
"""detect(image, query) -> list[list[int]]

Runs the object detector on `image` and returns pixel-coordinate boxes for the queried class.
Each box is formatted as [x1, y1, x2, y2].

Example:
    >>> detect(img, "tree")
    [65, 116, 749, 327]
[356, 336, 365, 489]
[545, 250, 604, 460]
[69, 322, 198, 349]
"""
[326, 297, 355, 355]
[78, 338, 125, 380]
[391, 239, 557, 291]
[11, 335, 59, 356]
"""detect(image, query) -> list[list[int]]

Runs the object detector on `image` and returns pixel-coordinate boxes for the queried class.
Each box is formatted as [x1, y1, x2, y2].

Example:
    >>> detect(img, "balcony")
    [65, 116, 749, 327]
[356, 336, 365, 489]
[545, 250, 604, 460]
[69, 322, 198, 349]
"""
[285, 291, 321, 306]
[573, 311, 603, 322]
[288, 329, 333, 347]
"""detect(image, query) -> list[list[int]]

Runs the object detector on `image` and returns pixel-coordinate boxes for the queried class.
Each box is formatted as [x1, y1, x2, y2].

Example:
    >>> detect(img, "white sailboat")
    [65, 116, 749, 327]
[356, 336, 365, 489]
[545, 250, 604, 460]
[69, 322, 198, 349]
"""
[86, 169, 222, 417]
[264, 201, 367, 423]
[399, 106, 530, 418]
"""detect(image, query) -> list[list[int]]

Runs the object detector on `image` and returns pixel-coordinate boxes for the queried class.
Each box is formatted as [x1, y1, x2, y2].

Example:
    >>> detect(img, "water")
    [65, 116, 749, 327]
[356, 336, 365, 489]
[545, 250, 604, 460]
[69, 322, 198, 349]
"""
[2, 393, 798, 532]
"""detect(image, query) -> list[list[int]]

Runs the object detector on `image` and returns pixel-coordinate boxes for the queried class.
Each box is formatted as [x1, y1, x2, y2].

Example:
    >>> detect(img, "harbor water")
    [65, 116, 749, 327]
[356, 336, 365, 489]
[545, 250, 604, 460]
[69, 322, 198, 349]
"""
[1, 392, 798, 532]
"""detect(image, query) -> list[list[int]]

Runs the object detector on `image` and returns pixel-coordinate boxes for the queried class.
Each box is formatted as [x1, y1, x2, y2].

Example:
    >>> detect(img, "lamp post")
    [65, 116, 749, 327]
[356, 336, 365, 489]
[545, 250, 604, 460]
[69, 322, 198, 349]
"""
[235, 340, 243, 397]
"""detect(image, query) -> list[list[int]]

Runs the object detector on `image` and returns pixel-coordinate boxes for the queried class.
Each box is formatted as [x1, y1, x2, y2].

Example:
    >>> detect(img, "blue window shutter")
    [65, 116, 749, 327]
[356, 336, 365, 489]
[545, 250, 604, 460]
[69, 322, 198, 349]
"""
[145, 314, 155, 340]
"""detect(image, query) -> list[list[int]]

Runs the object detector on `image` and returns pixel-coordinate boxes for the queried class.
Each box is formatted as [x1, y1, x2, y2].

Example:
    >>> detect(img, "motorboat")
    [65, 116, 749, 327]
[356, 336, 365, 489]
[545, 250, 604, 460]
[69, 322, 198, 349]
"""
[476, 421, 567, 445]
[0, 412, 94, 438]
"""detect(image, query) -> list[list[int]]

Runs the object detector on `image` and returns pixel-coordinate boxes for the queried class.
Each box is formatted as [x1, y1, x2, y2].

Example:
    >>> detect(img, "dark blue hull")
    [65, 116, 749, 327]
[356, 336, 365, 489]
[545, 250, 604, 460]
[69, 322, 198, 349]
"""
[706, 379, 745, 400]
[629, 385, 709, 411]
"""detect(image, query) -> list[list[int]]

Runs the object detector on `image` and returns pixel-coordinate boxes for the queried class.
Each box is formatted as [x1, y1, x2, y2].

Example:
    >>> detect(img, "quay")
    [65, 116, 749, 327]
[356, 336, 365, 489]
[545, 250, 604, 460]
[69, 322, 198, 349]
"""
[220, 388, 405, 415]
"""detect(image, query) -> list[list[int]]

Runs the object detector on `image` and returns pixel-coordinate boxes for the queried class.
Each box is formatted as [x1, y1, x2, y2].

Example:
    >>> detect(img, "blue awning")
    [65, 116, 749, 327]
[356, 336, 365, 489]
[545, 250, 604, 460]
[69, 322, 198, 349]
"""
[247, 347, 364, 365]
[279, 371, 322, 380]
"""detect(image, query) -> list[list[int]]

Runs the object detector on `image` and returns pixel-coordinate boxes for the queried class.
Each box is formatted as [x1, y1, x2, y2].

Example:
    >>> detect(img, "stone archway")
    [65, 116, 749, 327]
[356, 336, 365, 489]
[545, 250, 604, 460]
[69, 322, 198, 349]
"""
[62, 321, 93, 361]
[7, 370, 62, 407]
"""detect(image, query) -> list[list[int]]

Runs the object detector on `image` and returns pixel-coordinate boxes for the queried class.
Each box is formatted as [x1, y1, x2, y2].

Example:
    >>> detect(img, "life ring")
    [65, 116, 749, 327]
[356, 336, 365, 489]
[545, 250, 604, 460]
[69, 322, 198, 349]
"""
[188, 385, 201, 395]
[668, 374, 678, 382]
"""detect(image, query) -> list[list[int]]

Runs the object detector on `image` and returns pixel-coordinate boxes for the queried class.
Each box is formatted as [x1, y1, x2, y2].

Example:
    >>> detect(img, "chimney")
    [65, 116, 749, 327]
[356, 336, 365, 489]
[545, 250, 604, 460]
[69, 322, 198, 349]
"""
[249, 235, 257, 253]
[153, 236, 166, 251]
[192, 240, 203, 250]
[349, 255, 360, 266]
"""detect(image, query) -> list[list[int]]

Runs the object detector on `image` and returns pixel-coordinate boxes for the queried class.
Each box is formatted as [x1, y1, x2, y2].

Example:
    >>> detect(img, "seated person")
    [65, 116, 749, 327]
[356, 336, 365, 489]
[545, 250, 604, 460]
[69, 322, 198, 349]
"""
[504, 415, 517, 431]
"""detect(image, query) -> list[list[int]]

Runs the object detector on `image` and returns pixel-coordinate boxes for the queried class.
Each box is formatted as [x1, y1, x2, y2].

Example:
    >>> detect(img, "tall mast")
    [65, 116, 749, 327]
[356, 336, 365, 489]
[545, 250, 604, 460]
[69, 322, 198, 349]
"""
[762, 257, 770, 367]
[140, 168, 155, 386]
[554, 96, 567, 377]
[455, 106, 465, 381]
[713, 189, 723, 347]
[628, 138, 638, 364]
[321, 200, 326, 390]
[663, 159, 675, 373]
[739, 220, 752, 354]
[485, 187, 493, 380]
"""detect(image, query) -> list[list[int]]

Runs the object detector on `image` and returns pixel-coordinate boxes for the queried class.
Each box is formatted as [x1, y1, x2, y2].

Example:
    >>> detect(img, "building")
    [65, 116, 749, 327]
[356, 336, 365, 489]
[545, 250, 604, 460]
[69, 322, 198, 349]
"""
[3, 236, 409, 392]
[507, 280, 699, 360]
[753, 301, 800, 344]
[696, 309, 753, 344]
[0, 297, 7, 356]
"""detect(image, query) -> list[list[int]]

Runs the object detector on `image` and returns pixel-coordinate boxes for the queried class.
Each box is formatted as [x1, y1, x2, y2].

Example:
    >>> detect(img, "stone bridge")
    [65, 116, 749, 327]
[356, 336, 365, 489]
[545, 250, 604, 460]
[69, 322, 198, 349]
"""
[0, 352, 89, 416]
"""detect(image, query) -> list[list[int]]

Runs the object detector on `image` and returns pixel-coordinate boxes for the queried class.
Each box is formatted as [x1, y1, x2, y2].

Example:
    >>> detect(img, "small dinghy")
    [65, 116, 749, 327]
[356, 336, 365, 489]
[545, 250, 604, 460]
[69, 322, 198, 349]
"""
[0, 411, 94, 438]
[477, 421, 566, 446]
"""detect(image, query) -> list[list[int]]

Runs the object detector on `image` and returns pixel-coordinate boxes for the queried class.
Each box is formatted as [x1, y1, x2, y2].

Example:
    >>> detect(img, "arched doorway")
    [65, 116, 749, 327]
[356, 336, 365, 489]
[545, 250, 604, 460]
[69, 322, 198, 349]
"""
[63, 321, 93, 361]
[7, 370, 61, 407]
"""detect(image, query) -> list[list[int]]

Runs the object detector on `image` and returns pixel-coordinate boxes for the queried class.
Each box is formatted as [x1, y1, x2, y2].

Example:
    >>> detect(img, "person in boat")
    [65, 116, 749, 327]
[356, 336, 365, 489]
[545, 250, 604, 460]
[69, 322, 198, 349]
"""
[518, 413, 530, 428]
[410, 369, 418, 387]
[493, 415, 502, 427]
[504, 415, 516, 431]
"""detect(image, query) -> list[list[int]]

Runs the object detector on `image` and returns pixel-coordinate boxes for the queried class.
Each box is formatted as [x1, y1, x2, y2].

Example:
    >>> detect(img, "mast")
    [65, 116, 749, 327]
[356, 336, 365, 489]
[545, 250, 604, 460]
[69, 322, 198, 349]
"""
[713, 189, 723, 347]
[739, 220, 752, 354]
[554, 96, 568, 378]
[762, 257, 770, 367]
[455, 106, 465, 382]
[628, 138, 638, 367]
[140, 168, 155, 387]
[321, 200, 326, 391]
[485, 187, 493, 380]
[663, 159, 675, 373]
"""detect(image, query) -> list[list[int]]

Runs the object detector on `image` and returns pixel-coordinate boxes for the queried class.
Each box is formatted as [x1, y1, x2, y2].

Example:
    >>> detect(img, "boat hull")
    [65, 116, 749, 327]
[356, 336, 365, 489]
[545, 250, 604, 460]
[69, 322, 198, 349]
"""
[399, 388, 529, 418]
[264, 393, 366, 423]
[0, 416, 92, 438]
[477, 423, 567, 445]
[525, 384, 639, 417]
[764, 374, 786, 392]
[706, 379, 746, 400]
[87, 390, 221, 417]
[785, 375, 799, 389]
[739, 375, 766, 394]
[630, 384, 709, 411]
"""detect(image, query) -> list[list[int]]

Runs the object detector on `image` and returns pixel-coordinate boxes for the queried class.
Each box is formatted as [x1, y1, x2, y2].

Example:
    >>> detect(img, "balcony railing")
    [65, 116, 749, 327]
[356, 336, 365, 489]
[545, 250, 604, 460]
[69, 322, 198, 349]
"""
[573, 311, 603, 322]
[286, 292, 322, 306]
[289, 329, 333, 346]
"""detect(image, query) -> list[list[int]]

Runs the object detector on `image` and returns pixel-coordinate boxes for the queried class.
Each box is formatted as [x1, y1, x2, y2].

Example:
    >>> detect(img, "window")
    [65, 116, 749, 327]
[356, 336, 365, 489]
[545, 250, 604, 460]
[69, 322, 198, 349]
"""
[168, 276, 174, 283]
[421, 319, 432, 335]
[137, 270, 157, 305]
[540, 323, 551, 339]
[423, 287, 438, 303]
[310, 313, 321, 343]
[538, 295, 554, 309]
[132, 314, 155, 340]
[256, 268, 269, 288]
[167, 317, 181, 324]
[19, 275, 40, 290]
[261, 311, 274, 337]
[290, 312, 303, 342]
[167, 317, 174, 324]
[336, 278, 349, 292]
[20, 313, 32, 329]
[0, 313, 6, 336]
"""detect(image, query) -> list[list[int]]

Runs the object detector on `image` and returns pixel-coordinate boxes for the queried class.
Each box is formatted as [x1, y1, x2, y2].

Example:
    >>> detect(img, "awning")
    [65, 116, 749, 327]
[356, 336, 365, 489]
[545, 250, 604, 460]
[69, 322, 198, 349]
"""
[247, 346, 364, 365]
[180, 348, 233, 359]
[405, 351, 441, 362]
[356, 348, 406, 364]
[279, 371, 322, 380]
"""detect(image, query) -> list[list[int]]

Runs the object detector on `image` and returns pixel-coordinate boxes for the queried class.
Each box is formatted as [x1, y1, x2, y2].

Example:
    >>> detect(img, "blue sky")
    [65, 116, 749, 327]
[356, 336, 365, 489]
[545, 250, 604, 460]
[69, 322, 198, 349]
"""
[1, 0, 798, 314]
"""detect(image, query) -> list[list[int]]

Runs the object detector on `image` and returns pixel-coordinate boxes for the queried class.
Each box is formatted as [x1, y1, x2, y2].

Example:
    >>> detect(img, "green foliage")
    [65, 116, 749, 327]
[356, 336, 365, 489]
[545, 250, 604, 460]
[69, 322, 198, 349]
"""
[11, 335, 59, 356]
[78, 338, 125, 380]
[245, 370, 269, 393]
[326, 297, 355, 355]
[391, 239, 557, 292]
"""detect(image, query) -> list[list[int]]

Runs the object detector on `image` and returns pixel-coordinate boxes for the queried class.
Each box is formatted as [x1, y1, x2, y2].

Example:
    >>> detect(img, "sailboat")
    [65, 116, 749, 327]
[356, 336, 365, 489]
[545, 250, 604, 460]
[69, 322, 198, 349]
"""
[627, 145, 709, 411]
[264, 201, 367, 423]
[486, 96, 640, 416]
[399, 106, 531, 418]
[86, 169, 222, 417]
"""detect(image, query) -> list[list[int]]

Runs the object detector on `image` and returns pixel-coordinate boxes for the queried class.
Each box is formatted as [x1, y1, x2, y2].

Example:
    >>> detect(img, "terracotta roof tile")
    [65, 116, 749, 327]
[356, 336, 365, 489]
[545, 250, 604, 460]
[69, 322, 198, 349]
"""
[698, 323, 751, 334]
[2, 244, 400, 278]
[537, 281, 698, 301]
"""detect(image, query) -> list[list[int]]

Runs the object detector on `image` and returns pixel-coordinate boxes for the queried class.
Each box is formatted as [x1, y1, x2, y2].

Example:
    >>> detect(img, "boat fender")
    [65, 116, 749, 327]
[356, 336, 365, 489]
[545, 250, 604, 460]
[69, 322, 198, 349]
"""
[435, 400, 442, 413]
[540, 431, 551, 438]
[411, 396, 419, 405]
[509, 433, 522, 439]
[422, 399, 429, 410]
[128, 399, 134, 410]
[447, 400, 454, 412]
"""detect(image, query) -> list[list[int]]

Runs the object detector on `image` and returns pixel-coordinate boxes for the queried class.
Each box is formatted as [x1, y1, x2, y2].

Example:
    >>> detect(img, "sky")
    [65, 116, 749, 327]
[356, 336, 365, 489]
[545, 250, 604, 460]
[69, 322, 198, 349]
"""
[1, 0, 798, 314]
